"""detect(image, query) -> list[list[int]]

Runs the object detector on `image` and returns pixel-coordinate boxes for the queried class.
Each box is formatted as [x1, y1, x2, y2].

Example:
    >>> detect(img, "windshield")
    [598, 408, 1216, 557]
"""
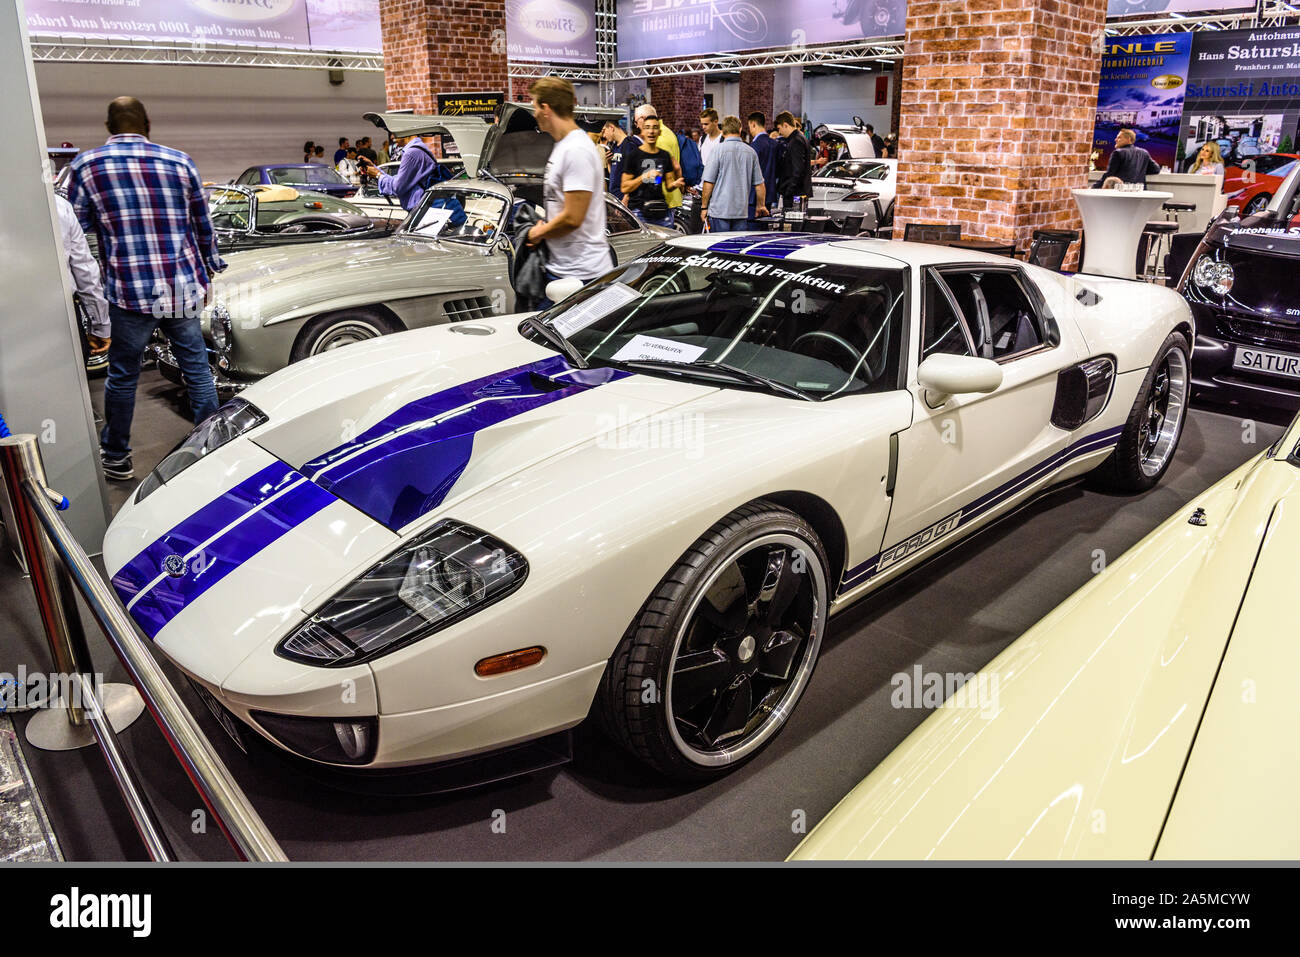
[532, 247, 906, 400]
[402, 187, 507, 243]
[206, 186, 252, 230]
[821, 160, 889, 182]
[270, 166, 347, 186]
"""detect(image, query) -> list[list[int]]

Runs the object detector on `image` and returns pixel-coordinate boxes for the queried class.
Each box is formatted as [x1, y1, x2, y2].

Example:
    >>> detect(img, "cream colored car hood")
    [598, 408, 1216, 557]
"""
[792, 430, 1300, 860]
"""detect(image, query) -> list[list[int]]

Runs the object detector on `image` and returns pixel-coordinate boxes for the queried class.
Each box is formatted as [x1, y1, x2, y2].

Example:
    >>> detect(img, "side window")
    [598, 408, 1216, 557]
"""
[922, 272, 973, 360]
[606, 198, 640, 234]
[941, 270, 1045, 361]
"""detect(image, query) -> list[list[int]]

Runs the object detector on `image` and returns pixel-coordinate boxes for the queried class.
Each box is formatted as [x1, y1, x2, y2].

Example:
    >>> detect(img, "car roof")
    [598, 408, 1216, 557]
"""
[661, 233, 1020, 269]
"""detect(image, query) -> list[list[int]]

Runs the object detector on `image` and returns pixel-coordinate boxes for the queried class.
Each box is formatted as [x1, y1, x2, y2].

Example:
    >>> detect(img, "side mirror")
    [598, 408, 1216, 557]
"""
[545, 277, 584, 304]
[1225, 204, 1241, 220]
[916, 354, 1003, 408]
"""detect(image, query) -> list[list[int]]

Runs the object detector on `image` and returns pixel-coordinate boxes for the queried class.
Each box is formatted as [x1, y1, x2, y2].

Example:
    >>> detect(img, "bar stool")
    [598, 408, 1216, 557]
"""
[1162, 200, 1196, 233]
[1139, 220, 1179, 282]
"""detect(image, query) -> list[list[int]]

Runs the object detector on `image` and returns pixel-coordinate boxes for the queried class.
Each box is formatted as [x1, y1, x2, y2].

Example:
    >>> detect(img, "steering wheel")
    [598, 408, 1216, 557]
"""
[790, 330, 867, 378]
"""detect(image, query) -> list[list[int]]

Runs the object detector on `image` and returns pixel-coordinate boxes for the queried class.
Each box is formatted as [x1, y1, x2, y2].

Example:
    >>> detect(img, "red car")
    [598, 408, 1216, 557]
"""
[1224, 153, 1300, 215]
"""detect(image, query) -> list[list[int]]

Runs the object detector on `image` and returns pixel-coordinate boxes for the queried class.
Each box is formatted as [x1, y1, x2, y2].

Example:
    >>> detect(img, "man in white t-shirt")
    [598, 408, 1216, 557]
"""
[527, 76, 611, 294]
[699, 108, 723, 168]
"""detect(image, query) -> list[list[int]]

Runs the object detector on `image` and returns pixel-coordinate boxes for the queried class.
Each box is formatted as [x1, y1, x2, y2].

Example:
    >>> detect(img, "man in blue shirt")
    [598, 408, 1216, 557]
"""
[747, 112, 779, 222]
[701, 115, 768, 232]
[361, 133, 439, 210]
[67, 97, 224, 480]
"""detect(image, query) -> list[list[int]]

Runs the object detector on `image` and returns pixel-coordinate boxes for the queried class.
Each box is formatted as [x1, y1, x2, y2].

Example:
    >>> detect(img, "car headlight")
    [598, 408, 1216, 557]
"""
[1192, 254, 1234, 296]
[135, 398, 267, 502]
[277, 521, 528, 667]
[210, 303, 232, 355]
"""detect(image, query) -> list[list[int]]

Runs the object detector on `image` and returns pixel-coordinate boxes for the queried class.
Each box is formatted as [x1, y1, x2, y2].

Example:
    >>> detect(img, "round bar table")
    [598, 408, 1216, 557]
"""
[1072, 188, 1173, 280]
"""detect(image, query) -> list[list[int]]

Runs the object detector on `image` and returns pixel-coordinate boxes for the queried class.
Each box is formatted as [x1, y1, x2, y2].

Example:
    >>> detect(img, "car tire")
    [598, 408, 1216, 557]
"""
[290, 310, 400, 363]
[1091, 331, 1191, 492]
[595, 501, 829, 781]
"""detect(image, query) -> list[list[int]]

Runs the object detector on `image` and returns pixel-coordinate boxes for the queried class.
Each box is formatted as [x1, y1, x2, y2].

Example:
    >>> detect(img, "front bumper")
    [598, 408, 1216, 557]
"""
[1188, 301, 1300, 413]
[148, 337, 250, 396]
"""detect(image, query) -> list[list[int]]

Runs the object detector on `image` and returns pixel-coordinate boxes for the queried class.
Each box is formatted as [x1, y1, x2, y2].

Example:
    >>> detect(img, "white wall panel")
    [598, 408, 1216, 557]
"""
[34, 62, 386, 184]
[804, 71, 893, 133]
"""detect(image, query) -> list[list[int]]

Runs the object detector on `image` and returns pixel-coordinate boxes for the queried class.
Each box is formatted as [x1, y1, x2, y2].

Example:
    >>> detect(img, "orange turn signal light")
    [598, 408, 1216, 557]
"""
[475, 646, 546, 677]
[305, 201, 324, 209]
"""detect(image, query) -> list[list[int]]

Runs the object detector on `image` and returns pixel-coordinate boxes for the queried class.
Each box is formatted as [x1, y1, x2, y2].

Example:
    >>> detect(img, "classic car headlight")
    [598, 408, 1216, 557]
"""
[135, 398, 267, 502]
[277, 521, 529, 667]
[1192, 254, 1234, 296]
[210, 303, 233, 355]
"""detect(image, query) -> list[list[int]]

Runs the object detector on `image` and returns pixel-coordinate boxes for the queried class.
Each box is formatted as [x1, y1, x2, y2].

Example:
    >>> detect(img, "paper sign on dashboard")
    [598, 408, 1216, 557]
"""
[612, 334, 707, 364]
[551, 283, 640, 338]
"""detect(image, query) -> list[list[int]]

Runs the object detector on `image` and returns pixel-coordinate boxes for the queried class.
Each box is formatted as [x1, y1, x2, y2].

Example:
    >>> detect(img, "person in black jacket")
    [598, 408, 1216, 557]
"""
[1093, 129, 1161, 188]
[775, 111, 812, 208]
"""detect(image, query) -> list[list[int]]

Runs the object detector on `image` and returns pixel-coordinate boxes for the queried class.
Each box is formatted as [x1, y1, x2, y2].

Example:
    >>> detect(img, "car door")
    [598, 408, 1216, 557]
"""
[878, 264, 1079, 578]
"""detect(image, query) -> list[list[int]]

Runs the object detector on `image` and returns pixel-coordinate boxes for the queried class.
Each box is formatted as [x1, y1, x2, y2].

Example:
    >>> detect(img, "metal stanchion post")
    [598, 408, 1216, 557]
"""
[0, 434, 143, 750]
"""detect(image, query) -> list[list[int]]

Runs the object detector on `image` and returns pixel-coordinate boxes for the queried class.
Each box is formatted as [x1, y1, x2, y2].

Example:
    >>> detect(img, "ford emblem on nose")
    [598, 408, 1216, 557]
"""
[161, 554, 188, 578]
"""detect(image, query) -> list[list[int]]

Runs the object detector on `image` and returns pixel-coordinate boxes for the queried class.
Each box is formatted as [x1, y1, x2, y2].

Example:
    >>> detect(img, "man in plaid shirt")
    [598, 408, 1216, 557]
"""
[66, 97, 225, 481]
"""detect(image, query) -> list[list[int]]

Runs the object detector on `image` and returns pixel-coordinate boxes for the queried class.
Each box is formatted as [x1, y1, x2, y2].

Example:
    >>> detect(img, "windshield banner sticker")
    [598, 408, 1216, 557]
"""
[680, 254, 848, 294]
[612, 334, 707, 364]
[551, 283, 641, 338]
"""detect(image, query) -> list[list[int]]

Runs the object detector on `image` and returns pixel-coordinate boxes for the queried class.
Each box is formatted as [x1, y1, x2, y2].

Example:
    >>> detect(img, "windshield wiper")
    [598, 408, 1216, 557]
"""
[520, 317, 588, 369]
[615, 358, 812, 401]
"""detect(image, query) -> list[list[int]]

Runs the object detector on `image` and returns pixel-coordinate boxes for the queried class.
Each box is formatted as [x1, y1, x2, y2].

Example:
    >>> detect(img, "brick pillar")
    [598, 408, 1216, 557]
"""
[379, 0, 507, 113]
[649, 74, 704, 138]
[739, 68, 774, 124]
[894, 0, 1107, 254]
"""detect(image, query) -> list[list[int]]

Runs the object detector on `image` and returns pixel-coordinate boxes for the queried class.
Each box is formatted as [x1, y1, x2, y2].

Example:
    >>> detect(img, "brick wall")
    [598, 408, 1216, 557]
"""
[738, 69, 775, 125]
[648, 75, 705, 139]
[378, 0, 508, 113]
[893, 0, 1107, 255]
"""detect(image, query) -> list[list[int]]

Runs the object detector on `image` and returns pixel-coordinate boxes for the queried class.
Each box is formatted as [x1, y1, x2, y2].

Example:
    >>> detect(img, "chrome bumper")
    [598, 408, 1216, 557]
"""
[147, 339, 248, 396]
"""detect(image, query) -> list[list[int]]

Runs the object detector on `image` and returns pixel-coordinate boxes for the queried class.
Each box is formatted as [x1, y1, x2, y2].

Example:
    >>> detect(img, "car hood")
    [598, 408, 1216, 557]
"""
[212, 236, 484, 321]
[1206, 208, 1300, 259]
[245, 320, 715, 534]
[791, 440, 1300, 861]
[104, 318, 717, 683]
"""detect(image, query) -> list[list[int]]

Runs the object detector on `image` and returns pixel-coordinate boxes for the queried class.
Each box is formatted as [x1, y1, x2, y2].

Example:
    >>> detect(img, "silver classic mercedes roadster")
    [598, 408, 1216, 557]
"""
[158, 105, 674, 391]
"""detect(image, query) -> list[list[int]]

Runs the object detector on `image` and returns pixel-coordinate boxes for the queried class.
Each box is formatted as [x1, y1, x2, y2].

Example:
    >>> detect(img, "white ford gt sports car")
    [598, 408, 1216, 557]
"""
[103, 233, 1194, 782]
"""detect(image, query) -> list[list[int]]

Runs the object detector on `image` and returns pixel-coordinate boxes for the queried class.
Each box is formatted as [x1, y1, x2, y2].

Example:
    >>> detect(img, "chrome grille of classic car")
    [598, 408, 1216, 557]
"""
[443, 296, 496, 322]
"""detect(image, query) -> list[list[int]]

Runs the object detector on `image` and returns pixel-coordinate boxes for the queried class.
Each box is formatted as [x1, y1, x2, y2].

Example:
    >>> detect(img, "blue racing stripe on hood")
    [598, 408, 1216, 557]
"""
[111, 464, 334, 639]
[301, 355, 628, 532]
[706, 233, 846, 259]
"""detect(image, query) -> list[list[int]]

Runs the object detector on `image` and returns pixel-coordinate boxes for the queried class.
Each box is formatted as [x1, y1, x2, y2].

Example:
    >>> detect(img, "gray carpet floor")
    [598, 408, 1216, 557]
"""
[0, 371, 1290, 860]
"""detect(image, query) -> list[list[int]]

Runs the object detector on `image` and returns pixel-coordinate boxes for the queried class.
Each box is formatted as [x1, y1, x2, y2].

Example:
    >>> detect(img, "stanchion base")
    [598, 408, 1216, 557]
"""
[24, 683, 145, 751]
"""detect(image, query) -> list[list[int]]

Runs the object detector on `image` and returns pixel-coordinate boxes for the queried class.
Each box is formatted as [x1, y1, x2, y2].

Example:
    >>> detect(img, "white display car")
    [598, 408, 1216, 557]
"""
[809, 158, 897, 232]
[104, 233, 1193, 782]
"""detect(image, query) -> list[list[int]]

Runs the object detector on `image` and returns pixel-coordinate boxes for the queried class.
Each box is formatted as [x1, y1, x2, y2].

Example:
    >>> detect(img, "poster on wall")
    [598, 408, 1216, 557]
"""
[1092, 32, 1193, 173]
[437, 92, 505, 118]
[1108, 0, 1255, 15]
[507, 0, 598, 64]
[616, 0, 909, 63]
[1180, 27, 1300, 206]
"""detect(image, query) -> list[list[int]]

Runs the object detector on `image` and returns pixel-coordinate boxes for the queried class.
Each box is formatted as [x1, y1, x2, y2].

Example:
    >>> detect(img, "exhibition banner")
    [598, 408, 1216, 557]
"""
[616, 0, 909, 63]
[1177, 26, 1300, 197]
[1107, 0, 1255, 16]
[1093, 32, 1193, 172]
[507, 0, 598, 64]
[304, 0, 381, 51]
[25, 0, 312, 47]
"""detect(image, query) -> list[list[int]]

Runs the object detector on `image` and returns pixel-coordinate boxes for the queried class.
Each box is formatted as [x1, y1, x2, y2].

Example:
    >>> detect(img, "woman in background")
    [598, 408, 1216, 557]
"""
[1189, 141, 1225, 177]
[303, 140, 315, 163]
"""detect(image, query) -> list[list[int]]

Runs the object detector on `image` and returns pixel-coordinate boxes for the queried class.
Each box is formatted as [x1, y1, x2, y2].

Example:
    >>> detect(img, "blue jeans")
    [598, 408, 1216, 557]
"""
[101, 303, 220, 457]
[709, 216, 750, 233]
